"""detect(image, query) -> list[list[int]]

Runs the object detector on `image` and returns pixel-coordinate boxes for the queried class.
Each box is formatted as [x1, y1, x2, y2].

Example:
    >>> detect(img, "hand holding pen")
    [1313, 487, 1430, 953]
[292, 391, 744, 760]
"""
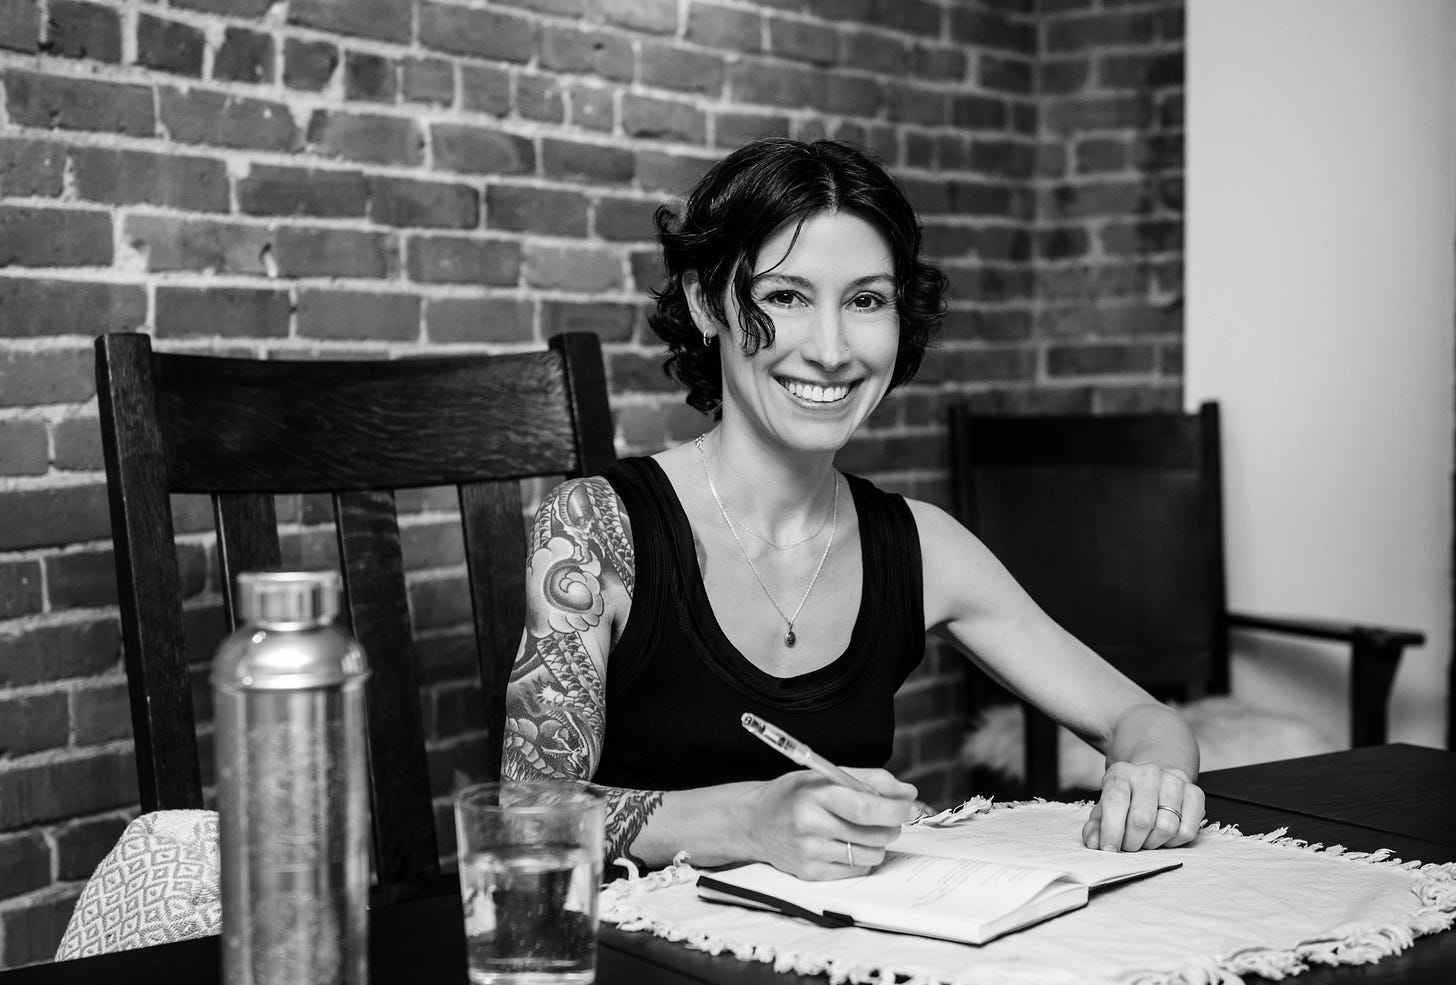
[740, 712, 922, 878]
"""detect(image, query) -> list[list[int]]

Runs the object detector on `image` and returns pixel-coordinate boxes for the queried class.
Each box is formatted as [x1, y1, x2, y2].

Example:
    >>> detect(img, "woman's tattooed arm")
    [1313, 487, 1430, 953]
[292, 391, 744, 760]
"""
[500, 476, 666, 865]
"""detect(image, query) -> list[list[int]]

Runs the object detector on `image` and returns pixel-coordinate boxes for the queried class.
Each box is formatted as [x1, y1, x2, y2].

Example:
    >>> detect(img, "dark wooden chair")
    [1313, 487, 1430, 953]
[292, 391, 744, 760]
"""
[95, 331, 615, 900]
[949, 401, 1425, 798]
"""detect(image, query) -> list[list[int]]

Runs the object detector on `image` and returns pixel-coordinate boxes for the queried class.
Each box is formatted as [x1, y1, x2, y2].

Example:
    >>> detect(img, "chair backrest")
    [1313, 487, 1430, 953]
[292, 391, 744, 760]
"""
[949, 401, 1229, 706]
[96, 331, 615, 898]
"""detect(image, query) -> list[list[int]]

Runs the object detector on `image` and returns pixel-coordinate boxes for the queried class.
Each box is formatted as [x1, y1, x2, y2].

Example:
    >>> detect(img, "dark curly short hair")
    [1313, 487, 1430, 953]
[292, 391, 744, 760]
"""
[648, 138, 948, 417]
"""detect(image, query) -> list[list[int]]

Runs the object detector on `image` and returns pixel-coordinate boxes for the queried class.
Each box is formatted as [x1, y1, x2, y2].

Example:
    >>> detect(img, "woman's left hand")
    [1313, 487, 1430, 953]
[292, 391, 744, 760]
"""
[1081, 762, 1204, 851]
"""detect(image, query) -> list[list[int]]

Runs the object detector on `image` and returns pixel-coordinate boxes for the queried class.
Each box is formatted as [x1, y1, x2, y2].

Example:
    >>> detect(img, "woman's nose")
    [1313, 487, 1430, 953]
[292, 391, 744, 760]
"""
[804, 308, 850, 369]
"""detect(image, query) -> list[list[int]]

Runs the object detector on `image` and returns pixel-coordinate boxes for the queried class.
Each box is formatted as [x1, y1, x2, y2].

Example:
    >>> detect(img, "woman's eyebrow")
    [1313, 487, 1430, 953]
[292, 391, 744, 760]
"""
[751, 272, 894, 289]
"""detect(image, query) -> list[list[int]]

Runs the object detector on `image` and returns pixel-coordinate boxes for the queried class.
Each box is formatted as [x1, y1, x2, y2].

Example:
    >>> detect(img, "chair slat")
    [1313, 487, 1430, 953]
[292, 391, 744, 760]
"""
[335, 489, 440, 891]
[213, 493, 282, 630]
[96, 333, 203, 812]
[460, 480, 529, 783]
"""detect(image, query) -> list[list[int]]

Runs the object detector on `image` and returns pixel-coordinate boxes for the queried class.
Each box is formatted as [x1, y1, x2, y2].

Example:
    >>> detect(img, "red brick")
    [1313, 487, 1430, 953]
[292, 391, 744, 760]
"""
[1038, 57, 1090, 95]
[1038, 225, 1091, 260]
[6, 70, 154, 135]
[432, 125, 535, 176]
[0, 279, 144, 337]
[275, 226, 394, 278]
[941, 308, 1033, 344]
[414, 629, 478, 685]
[0, 138, 66, 196]
[597, 0, 677, 34]
[1, 891, 83, 967]
[54, 815, 128, 882]
[486, 184, 588, 235]
[1100, 51, 1182, 90]
[403, 57, 455, 105]
[608, 350, 684, 395]
[1159, 341, 1182, 377]
[155, 286, 290, 339]
[1047, 341, 1156, 377]
[460, 63, 512, 117]
[568, 84, 614, 132]
[616, 400, 701, 450]
[69, 147, 228, 212]
[399, 518, 466, 570]
[297, 290, 420, 341]
[921, 222, 975, 259]
[911, 43, 968, 81]
[0, 482, 106, 550]
[407, 236, 520, 285]
[283, 37, 338, 90]
[622, 94, 705, 143]
[633, 149, 714, 195]
[174, 0, 280, 13]
[0, 419, 47, 475]
[1046, 95, 1153, 134]
[538, 25, 633, 82]
[289, 0, 411, 43]
[1043, 179, 1150, 220]
[713, 111, 791, 148]
[0, 747, 137, 830]
[72, 682, 134, 746]
[51, 416, 103, 471]
[44, 1, 121, 62]
[545, 301, 635, 342]
[950, 8, 1035, 53]
[0, 692, 68, 755]
[942, 262, 1034, 304]
[981, 53, 1033, 94]
[122, 215, 271, 274]
[686, 4, 759, 53]
[0, 347, 94, 407]
[541, 137, 634, 183]
[630, 248, 661, 291]
[418, 2, 535, 62]
[215, 26, 274, 84]
[968, 138, 1036, 179]
[594, 196, 655, 242]
[523, 243, 622, 292]
[238, 163, 367, 217]
[0, 561, 42, 619]
[159, 88, 299, 151]
[425, 297, 534, 344]
[819, 75, 881, 117]
[370, 177, 478, 230]
[307, 110, 423, 166]
[637, 42, 724, 95]
[1037, 302, 1176, 338]
[767, 17, 838, 65]
[1135, 132, 1182, 172]
[886, 82, 948, 127]
[841, 29, 907, 76]
[1047, 10, 1157, 53]
[728, 59, 819, 109]
[937, 346, 1036, 383]
[491, 0, 585, 14]
[0, 206, 110, 267]
[345, 50, 396, 102]
[0, 615, 120, 686]
[517, 73, 566, 124]
[137, 14, 204, 76]
[0, 0, 40, 52]
[951, 180, 1027, 219]
[0, 831, 50, 897]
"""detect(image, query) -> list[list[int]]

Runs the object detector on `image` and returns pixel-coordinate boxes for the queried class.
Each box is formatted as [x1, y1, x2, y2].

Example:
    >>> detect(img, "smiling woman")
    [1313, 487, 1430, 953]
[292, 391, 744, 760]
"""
[500, 138, 1207, 883]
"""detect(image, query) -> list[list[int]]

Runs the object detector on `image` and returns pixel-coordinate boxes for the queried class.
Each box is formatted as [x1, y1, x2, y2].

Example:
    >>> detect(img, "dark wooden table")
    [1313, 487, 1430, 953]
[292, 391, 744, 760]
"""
[3, 743, 1452, 984]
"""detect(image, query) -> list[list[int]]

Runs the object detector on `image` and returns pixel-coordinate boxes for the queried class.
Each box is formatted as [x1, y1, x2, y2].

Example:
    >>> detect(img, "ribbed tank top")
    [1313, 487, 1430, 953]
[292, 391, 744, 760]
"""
[591, 456, 925, 792]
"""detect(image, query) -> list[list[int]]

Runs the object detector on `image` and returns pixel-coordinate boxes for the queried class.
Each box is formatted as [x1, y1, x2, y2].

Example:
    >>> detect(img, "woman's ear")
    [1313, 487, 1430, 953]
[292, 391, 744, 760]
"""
[683, 271, 719, 343]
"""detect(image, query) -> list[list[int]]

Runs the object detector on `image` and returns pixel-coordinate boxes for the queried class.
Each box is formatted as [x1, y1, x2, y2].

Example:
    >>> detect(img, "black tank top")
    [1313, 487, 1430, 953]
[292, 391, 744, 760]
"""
[591, 457, 925, 791]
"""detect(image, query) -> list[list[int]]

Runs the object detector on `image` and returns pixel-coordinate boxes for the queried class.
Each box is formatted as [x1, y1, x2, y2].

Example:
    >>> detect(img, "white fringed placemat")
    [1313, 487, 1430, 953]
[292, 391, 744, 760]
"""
[600, 801, 1456, 985]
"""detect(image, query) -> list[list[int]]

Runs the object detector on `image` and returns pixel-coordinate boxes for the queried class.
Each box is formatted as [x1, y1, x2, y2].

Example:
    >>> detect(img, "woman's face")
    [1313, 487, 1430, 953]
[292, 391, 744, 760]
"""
[690, 209, 901, 455]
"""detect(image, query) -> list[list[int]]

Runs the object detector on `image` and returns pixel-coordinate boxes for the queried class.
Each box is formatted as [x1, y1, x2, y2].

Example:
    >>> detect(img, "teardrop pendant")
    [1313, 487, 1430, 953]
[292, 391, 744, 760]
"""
[785, 627, 796, 647]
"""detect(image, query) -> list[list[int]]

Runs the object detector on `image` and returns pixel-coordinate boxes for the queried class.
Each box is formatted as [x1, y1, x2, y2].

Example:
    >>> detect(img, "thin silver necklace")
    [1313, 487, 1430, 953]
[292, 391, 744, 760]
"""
[695, 434, 837, 648]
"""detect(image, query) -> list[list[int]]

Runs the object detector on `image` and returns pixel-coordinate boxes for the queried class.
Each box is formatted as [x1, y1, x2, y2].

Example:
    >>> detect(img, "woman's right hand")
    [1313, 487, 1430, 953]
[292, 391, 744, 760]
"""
[741, 768, 920, 880]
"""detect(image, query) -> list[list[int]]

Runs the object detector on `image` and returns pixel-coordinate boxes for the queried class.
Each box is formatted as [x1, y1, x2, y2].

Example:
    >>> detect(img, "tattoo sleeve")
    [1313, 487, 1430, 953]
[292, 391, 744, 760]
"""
[501, 477, 666, 867]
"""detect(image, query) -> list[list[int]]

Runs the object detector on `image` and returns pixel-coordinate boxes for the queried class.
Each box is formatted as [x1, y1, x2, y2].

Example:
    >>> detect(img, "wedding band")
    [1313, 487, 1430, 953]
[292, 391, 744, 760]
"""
[1157, 805, 1183, 823]
[845, 841, 855, 867]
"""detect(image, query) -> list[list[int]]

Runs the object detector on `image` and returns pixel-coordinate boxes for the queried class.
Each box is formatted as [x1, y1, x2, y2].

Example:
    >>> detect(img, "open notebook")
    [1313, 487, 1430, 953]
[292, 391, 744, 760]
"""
[697, 813, 1181, 945]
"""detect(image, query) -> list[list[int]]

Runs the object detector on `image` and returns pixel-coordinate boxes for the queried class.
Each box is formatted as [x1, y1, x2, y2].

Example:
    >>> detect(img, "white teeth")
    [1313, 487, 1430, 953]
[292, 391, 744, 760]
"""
[782, 379, 850, 403]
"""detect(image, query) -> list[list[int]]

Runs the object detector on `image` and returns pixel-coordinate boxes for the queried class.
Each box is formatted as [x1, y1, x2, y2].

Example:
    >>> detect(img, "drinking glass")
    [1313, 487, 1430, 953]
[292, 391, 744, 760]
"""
[454, 780, 606, 985]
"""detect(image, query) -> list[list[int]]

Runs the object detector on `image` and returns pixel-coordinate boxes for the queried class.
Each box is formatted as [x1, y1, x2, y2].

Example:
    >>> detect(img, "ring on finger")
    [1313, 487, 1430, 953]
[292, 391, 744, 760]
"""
[845, 840, 855, 867]
[1157, 805, 1182, 824]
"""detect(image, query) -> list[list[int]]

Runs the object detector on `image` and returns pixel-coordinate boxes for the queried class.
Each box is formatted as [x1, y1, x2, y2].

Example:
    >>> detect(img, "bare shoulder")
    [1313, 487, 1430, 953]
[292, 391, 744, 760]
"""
[531, 475, 635, 589]
[901, 496, 1013, 630]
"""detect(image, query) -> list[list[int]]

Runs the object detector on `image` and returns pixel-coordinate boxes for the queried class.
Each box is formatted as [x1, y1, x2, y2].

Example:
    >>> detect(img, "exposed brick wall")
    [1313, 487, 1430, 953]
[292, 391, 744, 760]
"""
[0, 0, 1182, 965]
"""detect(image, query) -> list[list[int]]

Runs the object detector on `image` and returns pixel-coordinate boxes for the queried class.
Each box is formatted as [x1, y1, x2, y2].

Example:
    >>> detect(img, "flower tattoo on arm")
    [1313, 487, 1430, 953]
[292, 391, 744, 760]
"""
[501, 477, 664, 865]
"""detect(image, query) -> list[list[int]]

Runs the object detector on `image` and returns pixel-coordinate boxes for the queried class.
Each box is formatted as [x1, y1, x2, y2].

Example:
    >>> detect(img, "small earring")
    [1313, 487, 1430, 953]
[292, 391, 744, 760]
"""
[702, 331, 715, 346]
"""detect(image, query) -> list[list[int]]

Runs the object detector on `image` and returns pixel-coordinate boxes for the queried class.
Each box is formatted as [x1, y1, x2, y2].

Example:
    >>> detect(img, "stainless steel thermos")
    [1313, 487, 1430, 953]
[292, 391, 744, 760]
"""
[213, 570, 371, 985]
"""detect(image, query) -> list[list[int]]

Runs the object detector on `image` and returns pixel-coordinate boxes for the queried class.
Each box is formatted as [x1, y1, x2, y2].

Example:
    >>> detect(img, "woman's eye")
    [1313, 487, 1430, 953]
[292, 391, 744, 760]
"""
[849, 293, 889, 311]
[763, 290, 803, 307]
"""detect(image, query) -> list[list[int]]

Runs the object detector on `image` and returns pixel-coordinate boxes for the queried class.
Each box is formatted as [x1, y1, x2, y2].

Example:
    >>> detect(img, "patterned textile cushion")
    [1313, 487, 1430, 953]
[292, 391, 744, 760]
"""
[962, 696, 1341, 791]
[55, 810, 221, 960]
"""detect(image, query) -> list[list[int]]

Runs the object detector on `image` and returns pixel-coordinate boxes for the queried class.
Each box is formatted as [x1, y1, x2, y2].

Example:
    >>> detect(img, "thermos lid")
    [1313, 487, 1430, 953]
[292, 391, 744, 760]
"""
[214, 570, 366, 691]
[236, 569, 341, 626]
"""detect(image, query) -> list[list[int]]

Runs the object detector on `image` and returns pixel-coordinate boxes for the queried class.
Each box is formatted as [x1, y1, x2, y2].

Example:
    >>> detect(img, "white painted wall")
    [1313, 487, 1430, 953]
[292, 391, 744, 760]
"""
[1186, 0, 1455, 747]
